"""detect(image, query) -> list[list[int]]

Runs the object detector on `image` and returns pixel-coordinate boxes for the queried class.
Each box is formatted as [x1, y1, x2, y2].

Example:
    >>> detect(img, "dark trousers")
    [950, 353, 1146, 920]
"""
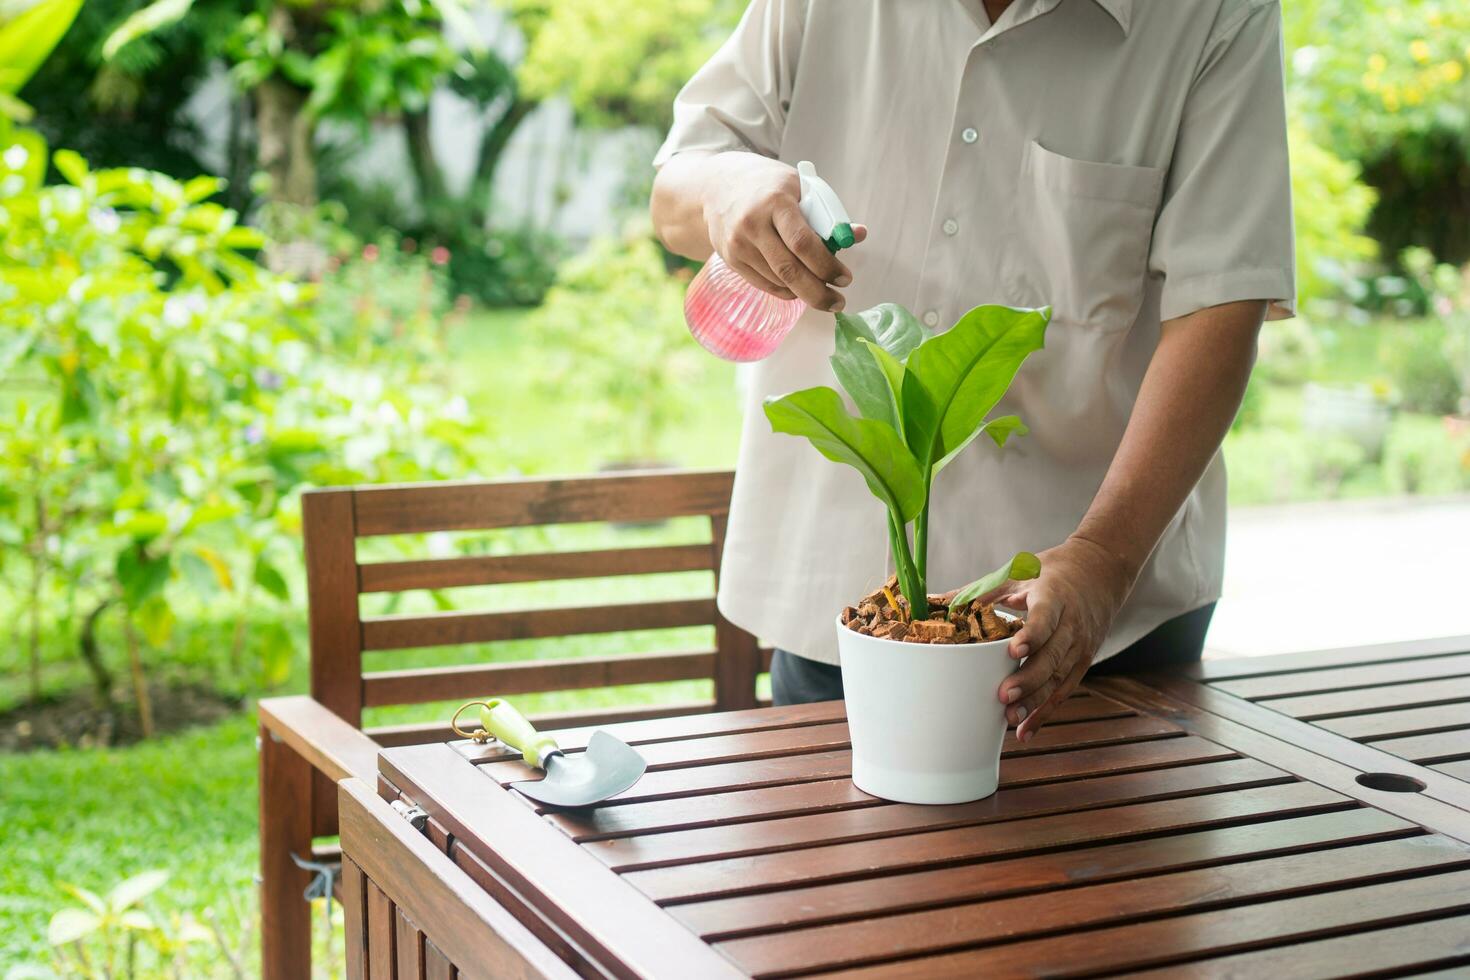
[770, 602, 1217, 706]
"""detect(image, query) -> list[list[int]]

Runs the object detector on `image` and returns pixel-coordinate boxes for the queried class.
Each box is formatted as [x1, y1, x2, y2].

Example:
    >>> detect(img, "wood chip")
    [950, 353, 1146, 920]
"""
[908, 619, 957, 642]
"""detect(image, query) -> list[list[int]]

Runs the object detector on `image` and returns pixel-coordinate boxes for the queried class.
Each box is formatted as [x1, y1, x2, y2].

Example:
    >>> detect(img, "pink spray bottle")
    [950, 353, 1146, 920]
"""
[684, 161, 855, 362]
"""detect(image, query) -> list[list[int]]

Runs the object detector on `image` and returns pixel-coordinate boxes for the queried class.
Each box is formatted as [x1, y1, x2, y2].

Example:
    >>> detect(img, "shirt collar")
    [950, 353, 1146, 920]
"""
[1090, 0, 1132, 34]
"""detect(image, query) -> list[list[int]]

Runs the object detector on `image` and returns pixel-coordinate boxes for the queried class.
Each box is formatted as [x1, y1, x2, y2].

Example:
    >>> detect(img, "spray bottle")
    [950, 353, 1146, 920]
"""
[684, 161, 854, 362]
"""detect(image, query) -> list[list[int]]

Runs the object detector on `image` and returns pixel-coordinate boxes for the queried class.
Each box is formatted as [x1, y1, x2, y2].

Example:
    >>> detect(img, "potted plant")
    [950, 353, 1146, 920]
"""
[765, 301, 1050, 804]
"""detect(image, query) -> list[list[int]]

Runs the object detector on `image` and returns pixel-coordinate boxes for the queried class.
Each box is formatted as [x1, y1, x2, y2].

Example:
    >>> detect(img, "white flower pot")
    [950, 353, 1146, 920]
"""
[836, 615, 1017, 805]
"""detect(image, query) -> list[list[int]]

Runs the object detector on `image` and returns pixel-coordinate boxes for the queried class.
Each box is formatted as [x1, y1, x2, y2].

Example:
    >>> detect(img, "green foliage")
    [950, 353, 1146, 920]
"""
[525, 232, 710, 461]
[1288, 122, 1379, 309]
[1286, 1, 1470, 263]
[765, 303, 1049, 618]
[508, 0, 744, 129]
[0, 139, 483, 704]
[1384, 317, 1461, 415]
[1224, 428, 1371, 504]
[1287, 1, 1470, 165]
[1382, 415, 1470, 494]
[765, 386, 926, 521]
[946, 551, 1041, 617]
[0, 0, 85, 101]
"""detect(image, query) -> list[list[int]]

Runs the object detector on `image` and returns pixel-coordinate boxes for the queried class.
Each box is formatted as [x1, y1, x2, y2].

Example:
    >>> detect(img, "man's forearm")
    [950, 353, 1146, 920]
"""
[650, 151, 724, 260]
[1073, 299, 1266, 578]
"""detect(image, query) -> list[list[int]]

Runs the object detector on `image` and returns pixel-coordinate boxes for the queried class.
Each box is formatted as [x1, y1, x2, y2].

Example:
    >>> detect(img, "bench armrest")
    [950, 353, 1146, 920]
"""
[259, 695, 380, 784]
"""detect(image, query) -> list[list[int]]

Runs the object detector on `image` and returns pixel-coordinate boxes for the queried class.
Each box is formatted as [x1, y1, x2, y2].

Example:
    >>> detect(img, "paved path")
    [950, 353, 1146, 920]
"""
[1207, 495, 1470, 658]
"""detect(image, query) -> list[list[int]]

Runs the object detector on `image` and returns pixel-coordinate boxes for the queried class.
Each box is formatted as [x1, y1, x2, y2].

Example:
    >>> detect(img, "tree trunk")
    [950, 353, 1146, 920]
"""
[468, 96, 536, 229]
[78, 597, 115, 708]
[256, 77, 316, 208]
[225, 91, 254, 214]
[123, 613, 154, 739]
[404, 108, 451, 227]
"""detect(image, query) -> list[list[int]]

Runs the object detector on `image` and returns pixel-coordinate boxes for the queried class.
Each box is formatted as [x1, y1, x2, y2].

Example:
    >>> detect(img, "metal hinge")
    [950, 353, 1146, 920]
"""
[390, 799, 429, 832]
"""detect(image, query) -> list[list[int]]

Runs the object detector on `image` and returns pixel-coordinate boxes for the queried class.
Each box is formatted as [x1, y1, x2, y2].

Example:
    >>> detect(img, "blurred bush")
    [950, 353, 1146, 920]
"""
[0, 136, 482, 716]
[1384, 318, 1461, 416]
[1286, 0, 1470, 264]
[1382, 415, 1470, 494]
[526, 231, 706, 463]
[1225, 428, 1370, 504]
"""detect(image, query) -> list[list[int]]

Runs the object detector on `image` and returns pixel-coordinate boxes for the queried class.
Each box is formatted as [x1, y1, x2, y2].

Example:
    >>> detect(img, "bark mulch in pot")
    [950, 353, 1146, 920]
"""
[840, 576, 1024, 645]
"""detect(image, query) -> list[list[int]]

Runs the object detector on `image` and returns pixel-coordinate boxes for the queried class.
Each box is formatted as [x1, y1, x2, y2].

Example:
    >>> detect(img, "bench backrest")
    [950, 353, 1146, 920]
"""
[301, 469, 767, 751]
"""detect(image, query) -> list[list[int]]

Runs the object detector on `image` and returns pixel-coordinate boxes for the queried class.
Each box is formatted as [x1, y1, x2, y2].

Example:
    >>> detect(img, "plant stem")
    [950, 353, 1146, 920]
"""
[124, 612, 155, 739]
[913, 490, 930, 585]
[886, 510, 929, 620]
[79, 597, 116, 708]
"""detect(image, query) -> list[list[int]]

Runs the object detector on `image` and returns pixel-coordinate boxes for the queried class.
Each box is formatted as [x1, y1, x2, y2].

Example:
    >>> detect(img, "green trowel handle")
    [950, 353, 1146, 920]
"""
[480, 698, 559, 769]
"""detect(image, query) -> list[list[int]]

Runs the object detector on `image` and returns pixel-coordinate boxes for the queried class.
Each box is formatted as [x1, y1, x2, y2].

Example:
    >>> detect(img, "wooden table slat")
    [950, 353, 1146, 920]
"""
[671, 807, 1418, 939]
[1370, 728, 1470, 765]
[1185, 635, 1470, 682]
[813, 866, 1470, 979]
[718, 835, 1470, 977]
[1214, 651, 1470, 701]
[1435, 759, 1470, 781]
[1264, 675, 1470, 722]
[581, 758, 1291, 872]
[1320, 702, 1470, 741]
[624, 780, 1351, 904]
[1083, 913, 1470, 980]
[546, 737, 1237, 841]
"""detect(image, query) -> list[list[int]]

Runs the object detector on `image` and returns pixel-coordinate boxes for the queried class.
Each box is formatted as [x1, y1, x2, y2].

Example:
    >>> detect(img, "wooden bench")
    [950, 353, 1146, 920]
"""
[257, 469, 767, 979]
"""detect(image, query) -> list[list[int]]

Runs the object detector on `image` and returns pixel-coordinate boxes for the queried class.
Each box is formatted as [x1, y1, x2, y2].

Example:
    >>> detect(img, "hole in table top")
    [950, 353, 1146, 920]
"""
[1355, 771, 1427, 793]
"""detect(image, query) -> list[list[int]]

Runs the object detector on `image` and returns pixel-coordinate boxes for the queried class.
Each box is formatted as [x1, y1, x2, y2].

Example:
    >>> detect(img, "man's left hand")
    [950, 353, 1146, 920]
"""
[994, 535, 1138, 741]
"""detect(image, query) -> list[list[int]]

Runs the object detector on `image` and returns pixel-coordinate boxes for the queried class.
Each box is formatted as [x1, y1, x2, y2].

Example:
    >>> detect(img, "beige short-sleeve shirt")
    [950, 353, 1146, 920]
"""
[656, 0, 1296, 665]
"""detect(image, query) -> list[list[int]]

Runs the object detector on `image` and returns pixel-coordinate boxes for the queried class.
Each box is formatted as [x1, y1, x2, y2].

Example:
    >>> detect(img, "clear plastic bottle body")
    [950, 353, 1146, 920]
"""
[684, 254, 805, 362]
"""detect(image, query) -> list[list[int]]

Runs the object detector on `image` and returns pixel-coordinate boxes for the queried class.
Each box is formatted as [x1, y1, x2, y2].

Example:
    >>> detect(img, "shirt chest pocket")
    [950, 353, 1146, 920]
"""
[1014, 141, 1165, 331]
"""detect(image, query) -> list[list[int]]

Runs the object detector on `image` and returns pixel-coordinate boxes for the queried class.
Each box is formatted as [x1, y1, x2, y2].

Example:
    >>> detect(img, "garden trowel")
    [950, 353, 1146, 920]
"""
[476, 697, 646, 807]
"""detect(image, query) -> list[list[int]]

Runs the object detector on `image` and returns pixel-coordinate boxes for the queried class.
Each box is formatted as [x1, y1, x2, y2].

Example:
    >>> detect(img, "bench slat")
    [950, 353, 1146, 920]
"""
[351, 469, 734, 536]
[362, 650, 718, 707]
[361, 598, 717, 650]
[358, 544, 715, 593]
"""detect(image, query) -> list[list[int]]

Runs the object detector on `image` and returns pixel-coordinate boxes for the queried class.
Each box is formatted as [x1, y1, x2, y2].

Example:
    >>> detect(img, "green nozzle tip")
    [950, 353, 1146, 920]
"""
[827, 223, 856, 252]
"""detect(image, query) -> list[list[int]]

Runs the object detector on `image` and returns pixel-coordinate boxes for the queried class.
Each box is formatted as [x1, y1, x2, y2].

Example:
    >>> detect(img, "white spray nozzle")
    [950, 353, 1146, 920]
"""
[796, 161, 854, 252]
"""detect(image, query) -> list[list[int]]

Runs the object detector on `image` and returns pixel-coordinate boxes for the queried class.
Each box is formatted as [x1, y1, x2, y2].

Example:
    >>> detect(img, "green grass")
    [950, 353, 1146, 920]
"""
[0, 715, 261, 974]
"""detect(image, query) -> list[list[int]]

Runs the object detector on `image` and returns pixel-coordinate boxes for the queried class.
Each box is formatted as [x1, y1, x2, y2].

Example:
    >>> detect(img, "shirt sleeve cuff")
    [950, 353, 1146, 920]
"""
[1159, 269, 1296, 323]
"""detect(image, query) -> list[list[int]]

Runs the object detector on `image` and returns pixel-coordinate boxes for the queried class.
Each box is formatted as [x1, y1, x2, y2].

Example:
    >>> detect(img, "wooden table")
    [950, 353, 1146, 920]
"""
[339, 681, 1470, 978]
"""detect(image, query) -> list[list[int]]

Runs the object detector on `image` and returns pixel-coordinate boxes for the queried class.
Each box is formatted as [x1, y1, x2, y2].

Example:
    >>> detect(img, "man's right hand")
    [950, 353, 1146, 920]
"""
[652, 151, 865, 312]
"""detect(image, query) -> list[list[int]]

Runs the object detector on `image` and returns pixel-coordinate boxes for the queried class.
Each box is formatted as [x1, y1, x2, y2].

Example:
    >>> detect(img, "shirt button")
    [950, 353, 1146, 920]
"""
[942, 218, 959, 236]
[961, 127, 978, 144]
[923, 310, 940, 327]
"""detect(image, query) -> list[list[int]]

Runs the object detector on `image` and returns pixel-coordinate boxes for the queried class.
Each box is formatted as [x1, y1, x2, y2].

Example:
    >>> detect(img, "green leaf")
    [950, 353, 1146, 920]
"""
[948, 552, 1042, 619]
[116, 545, 171, 608]
[135, 594, 175, 647]
[46, 907, 99, 946]
[764, 386, 925, 522]
[101, 0, 195, 61]
[902, 304, 1049, 468]
[255, 619, 292, 689]
[934, 414, 1031, 473]
[426, 0, 485, 53]
[118, 909, 156, 932]
[106, 869, 168, 912]
[51, 147, 86, 185]
[0, 0, 84, 95]
[253, 559, 289, 602]
[982, 415, 1028, 448]
[830, 304, 929, 428]
[59, 883, 106, 915]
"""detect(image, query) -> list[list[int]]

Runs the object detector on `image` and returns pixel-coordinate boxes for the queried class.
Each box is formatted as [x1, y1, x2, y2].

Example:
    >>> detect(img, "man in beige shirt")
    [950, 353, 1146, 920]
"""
[651, 0, 1295, 740]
